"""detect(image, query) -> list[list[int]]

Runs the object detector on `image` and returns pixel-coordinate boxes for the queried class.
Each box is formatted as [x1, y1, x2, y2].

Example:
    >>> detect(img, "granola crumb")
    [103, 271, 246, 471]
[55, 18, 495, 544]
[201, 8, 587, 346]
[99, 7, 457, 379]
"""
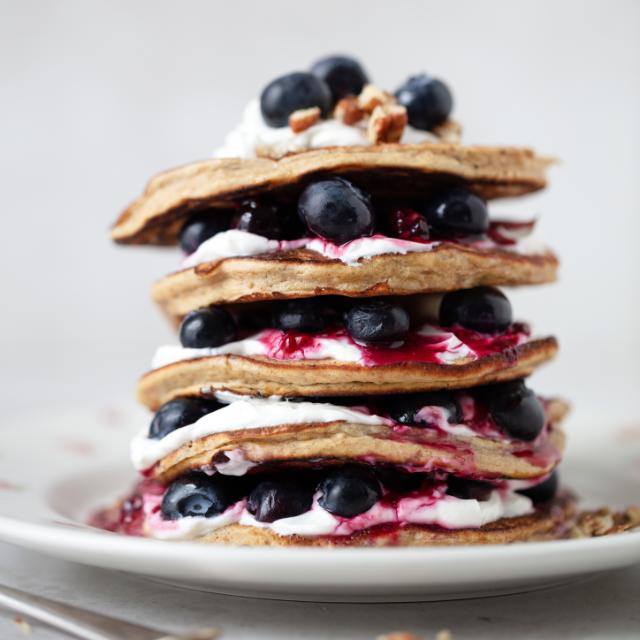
[14, 617, 32, 635]
[334, 96, 365, 125]
[570, 506, 640, 538]
[358, 84, 396, 113]
[377, 633, 421, 640]
[289, 107, 321, 133]
[368, 104, 408, 143]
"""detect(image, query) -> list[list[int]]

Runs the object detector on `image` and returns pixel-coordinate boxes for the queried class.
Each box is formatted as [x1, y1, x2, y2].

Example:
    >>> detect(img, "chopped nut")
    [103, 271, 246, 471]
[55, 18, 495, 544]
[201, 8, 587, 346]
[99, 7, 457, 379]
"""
[570, 506, 640, 538]
[431, 119, 463, 143]
[289, 107, 321, 133]
[368, 104, 408, 143]
[334, 96, 365, 125]
[357, 84, 396, 113]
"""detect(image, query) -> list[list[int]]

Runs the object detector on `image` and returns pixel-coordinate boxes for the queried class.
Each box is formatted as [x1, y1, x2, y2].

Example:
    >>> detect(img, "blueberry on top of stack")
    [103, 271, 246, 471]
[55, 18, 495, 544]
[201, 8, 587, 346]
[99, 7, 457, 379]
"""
[104, 55, 575, 546]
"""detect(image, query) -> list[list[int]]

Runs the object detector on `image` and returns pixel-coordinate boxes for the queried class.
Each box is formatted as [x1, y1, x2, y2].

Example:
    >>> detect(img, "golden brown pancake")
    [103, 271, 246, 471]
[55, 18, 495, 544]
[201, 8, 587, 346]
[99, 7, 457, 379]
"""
[184, 493, 576, 547]
[154, 244, 558, 316]
[138, 337, 558, 410]
[151, 399, 567, 484]
[113, 144, 553, 245]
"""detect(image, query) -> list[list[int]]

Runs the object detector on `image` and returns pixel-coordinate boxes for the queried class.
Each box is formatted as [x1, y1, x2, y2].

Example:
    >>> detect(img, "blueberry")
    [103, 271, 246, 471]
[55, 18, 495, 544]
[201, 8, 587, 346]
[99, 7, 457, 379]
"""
[375, 467, 426, 494]
[247, 480, 314, 523]
[179, 211, 233, 254]
[439, 287, 513, 334]
[161, 472, 236, 520]
[298, 178, 375, 244]
[517, 471, 559, 504]
[420, 187, 489, 237]
[272, 299, 332, 333]
[446, 477, 494, 501]
[148, 398, 222, 440]
[234, 200, 284, 239]
[344, 299, 410, 346]
[386, 392, 461, 427]
[260, 72, 332, 127]
[318, 465, 382, 517]
[179, 307, 237, 348]
[310, 55, 369, 103]
[395, 74, 453, 130]
[480, 380, 546, 441]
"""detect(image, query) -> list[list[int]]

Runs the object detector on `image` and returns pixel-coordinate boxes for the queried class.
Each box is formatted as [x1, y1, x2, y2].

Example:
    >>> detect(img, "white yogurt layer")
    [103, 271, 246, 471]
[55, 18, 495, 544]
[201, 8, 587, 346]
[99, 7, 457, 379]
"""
[182, 229, 545, 271]
[143, 487, 533, 540]
[213, 99, 451, 159]
[131, 392, 388, 470]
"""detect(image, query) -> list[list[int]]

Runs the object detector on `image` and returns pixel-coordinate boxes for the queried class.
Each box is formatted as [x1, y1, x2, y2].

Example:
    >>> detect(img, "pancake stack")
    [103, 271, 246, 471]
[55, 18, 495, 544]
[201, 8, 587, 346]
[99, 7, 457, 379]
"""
[105, 56, 574, 546]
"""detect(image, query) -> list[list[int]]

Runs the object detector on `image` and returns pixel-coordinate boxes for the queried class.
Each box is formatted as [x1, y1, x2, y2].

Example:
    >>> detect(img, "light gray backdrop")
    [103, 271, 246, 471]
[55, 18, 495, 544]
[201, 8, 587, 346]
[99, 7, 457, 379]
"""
[1, 0, 639, 430]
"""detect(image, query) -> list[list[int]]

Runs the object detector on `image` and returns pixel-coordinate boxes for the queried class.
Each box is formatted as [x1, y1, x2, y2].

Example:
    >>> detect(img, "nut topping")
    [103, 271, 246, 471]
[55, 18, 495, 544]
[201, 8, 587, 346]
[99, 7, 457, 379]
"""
[357, 84, 396, 113]
[334, 96, 365, 125]
[289, 107, 321, 133]
[368, 104, 408, 143]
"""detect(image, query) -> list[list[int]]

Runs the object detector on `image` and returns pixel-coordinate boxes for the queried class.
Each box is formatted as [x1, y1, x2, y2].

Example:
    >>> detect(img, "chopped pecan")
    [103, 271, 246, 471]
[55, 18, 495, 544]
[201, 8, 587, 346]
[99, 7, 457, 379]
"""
[334, 96, 365, 125]
[357, 84, 396, 113]
[289, 106, 321, 133]
[368, 104, 408, 143]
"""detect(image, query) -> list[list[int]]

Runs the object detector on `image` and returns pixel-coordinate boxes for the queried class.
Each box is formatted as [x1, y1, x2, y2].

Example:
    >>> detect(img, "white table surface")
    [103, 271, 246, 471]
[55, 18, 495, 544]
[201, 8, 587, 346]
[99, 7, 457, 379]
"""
[1, 541, 639, 640]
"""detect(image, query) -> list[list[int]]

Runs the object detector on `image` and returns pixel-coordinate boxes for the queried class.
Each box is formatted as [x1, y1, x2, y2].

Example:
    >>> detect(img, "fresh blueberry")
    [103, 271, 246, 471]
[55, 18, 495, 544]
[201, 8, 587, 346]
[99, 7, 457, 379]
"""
[439, 286, 513, 334]
[179, 307, 237, 348]
[298, 178, 375, 244]
[318, 465, 382, 517]
[375, 467, 426, 494]
[344, 299, 410, 346]
[386, 392, 462, 427]
[310, 55, 369, 103]
[395, 74, 453, 130]
[161, 472, 236, 520]
[272, 299, 333, 333]
[247, 480, 314, 522]
[517, 471, 559, 504]
[234, 200, 284, 239]
[178, 211, 233, 255]
[479, 380, 546, 441]
[149, 398, 222, 440]
[260, 72, 332, 127]
[420, 187, 489, 237]
[446, 477, 494, 501]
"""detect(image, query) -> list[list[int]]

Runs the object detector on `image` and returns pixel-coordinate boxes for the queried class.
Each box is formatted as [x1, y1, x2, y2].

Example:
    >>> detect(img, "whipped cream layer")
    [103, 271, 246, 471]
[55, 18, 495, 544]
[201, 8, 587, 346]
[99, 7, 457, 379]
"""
[131, 389, 551, 475]
[131, 392, 389, 471]
[151, 323, 530, 371]
[142, 486, 533, 541]
[182, 228, 547, 271]
[213, 99, 453, 159]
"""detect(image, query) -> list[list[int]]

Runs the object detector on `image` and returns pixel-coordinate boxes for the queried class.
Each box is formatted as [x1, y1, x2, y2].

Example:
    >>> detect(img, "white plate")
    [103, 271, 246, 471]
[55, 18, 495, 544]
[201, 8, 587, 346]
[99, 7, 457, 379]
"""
[0, 405, 639, 602]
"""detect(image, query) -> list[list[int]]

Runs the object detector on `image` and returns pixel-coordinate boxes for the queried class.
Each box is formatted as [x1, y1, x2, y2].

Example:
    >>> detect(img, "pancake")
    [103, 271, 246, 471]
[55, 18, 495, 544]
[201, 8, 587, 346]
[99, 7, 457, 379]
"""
[153, 243, 558, 315]
[150, 399, 567, 484]
[137, 337, 558, 409]
[113, 144, 553, 245]
[185, 493, 576, 547]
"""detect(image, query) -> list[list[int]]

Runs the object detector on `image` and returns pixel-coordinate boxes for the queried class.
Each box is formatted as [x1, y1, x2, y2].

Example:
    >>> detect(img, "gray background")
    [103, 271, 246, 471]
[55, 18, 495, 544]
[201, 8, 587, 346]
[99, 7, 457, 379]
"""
[1, 0, 639, 422]
[1, 1, 639, 638]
